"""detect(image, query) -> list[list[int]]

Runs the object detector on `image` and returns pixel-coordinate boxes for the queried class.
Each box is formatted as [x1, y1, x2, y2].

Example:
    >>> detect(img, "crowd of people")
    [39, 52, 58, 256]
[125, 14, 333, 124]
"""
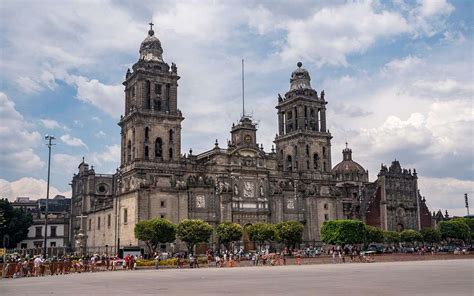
[1, 253, 141, 279]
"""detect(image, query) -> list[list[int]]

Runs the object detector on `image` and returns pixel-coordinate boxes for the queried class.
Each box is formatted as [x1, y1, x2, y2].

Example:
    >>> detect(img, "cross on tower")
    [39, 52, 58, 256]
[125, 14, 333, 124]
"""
[149, 22, 154, 30]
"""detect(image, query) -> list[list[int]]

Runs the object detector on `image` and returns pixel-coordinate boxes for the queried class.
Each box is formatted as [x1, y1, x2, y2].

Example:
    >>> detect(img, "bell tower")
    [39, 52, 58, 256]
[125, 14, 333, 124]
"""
[119, 23, 183, 170]
[274, 62, 332, 175]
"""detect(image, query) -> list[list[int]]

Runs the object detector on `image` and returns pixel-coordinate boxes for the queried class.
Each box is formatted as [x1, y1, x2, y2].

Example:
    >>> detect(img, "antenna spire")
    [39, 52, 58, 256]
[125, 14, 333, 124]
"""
[242, 59, 245, 118]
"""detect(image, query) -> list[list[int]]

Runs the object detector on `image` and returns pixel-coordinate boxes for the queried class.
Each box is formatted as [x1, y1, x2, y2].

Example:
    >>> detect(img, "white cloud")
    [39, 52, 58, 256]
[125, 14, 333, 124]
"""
[280, 1, 410, 65]
[418, 176, 473, 217]
[40, 119, 61, 129]
[418, 0, 454, 18]
[60, 134, 88, 149]
[90, 144, 121, 166]
[0, 177, 71, 202]
[0, 92, 43, 172]
[67, 75, 124, 118]
[95, 131, 107, 138]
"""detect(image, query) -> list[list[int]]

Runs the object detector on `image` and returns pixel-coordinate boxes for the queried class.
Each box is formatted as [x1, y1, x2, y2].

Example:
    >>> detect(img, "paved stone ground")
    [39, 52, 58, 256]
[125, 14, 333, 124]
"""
[1, 259, 473, 296]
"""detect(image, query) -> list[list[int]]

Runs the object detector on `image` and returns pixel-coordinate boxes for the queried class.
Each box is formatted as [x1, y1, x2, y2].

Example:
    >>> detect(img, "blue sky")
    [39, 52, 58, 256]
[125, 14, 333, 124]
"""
[0, 0, 472, 216]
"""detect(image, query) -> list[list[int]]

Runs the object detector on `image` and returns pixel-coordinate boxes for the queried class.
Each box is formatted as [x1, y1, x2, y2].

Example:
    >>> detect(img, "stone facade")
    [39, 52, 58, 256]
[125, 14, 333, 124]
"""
[71, 26, 434, 252]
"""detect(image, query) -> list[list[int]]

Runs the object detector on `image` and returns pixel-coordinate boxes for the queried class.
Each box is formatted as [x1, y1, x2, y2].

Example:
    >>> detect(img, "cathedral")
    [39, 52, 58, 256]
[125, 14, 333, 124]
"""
[71, 25, 433, 253]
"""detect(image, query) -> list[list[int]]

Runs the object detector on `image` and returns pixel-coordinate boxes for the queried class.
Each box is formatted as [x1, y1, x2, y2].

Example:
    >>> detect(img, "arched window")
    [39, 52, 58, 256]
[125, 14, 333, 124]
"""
[155, 138, 163, 159]
[145, 127, 150, 141]
[169, 147, 173, 160]
[323, 161, 327, 172]
[287, 155, 293, 171]
[306, 145, 310, 157]
[169, 129, 174, 142]
[144, 145, 149, 159]
[306, 160, 310, 169]
[322, 147, 327, 158]
[127, 140, 132, 162]
[313, 153, 319, 170]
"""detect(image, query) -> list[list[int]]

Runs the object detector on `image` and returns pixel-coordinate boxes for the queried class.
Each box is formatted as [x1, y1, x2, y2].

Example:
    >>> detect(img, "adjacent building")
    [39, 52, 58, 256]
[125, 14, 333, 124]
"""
[12, 195, 71, 250]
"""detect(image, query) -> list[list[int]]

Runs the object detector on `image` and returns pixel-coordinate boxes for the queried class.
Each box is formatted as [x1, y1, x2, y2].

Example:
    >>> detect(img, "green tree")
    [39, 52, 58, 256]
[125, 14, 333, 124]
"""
[275, 221, 304, 251]
[400, 229, 422, 244]
[0, 198, 33, 248]
[365, 225, 384, 245]
[420, 228, 441, 244]
[383, 231, 401, 244]
[247, 222, 276, 251]
[216, 222, 243, 251]
[452, 218, 474, 240]
[438, 220, 470, 242]
[320, 220, 365, 246]
[176, 219, 213, 254]
[134, 218, 176, 256]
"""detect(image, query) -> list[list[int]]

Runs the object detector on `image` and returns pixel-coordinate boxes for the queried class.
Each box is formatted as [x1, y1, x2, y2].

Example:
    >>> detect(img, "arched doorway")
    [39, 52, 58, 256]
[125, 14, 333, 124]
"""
[242, 224, 256, 252]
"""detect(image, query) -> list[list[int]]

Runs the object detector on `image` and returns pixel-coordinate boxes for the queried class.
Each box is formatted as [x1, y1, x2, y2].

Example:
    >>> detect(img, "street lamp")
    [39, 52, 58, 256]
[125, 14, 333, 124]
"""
[43, 135, 55, 258]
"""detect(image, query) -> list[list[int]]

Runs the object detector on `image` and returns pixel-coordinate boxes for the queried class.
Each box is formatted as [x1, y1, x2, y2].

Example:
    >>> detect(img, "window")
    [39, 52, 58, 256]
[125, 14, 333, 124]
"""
[166, 84, 171, 111]
[50, 226, 57, 238]
[169, 147, 173, 159]
[144, 146, 149, 159]
[107, 214, 111, 228]
[306, 145, 310, 157]
[21, 243, 27, 249]
[155, 138, 163, 159]
[155, 84, 161, 95]
[287, 155, 293, 171]
[324, 214, 329, 221]
[88, 219, 92, 231]
[124, 208, 128, 224]
[323, 161, 327, 172]
[145, 127, 150, 141]
[50, 242, 56, 247]
[35, 226, 42, 238]
[322, 147, 327, 158]
[98, 217, 101, 230]
[160, 214, 165, 219]
[324, 203, 328, 210]
[127, 141, 132, 162]
[306, 161, 310, 169]
[169, 129, 174, 142]
[146, 81, 151, 108]
[34, 241, 42, 248]
[160, 201, 166, 208]
[313, 153, 319, 170]
[154, 99, 161, 111]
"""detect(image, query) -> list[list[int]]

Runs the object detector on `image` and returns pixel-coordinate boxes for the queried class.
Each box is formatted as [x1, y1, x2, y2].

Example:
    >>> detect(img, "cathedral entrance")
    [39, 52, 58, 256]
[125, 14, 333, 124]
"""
[397, 223, 404, 232]
[242, 224, 256, 252]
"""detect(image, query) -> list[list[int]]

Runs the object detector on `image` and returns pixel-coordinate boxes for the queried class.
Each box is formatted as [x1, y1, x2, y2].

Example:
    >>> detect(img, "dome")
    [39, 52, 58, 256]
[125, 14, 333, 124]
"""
[139, 28, 163, 62]
[289, 62, 312, 91]
[332, 146, 368, 182]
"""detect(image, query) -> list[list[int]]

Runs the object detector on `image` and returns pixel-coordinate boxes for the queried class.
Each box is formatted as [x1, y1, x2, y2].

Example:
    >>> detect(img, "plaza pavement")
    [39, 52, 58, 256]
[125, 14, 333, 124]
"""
[1, 259, 473, 295]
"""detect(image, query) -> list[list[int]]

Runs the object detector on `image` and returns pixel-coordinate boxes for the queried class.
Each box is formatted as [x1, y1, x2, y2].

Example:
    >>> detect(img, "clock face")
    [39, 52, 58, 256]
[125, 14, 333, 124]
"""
[244, 135, 252, 143]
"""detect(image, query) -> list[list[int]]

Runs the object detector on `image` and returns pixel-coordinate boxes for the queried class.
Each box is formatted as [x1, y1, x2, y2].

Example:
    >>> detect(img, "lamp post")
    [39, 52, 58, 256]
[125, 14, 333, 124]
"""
[43, 135, 55, 258]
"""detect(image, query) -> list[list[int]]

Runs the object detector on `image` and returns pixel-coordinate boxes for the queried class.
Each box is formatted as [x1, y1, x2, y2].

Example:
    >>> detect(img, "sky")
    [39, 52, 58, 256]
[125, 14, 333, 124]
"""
[0, 0, 472, 216]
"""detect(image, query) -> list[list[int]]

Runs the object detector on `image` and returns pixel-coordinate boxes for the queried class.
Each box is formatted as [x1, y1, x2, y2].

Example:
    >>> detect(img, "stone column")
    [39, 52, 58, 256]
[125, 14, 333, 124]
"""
[320, 108, 326, 132]
[315, 108, 319, 132]
[278, 112, 284, 135]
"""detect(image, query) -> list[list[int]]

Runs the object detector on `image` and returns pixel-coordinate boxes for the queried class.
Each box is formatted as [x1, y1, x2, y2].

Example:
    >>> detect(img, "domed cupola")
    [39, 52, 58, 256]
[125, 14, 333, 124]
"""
[289, 62, 312, 91]
[139, 23, 163, 62]
[332, 143, 368, 183]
